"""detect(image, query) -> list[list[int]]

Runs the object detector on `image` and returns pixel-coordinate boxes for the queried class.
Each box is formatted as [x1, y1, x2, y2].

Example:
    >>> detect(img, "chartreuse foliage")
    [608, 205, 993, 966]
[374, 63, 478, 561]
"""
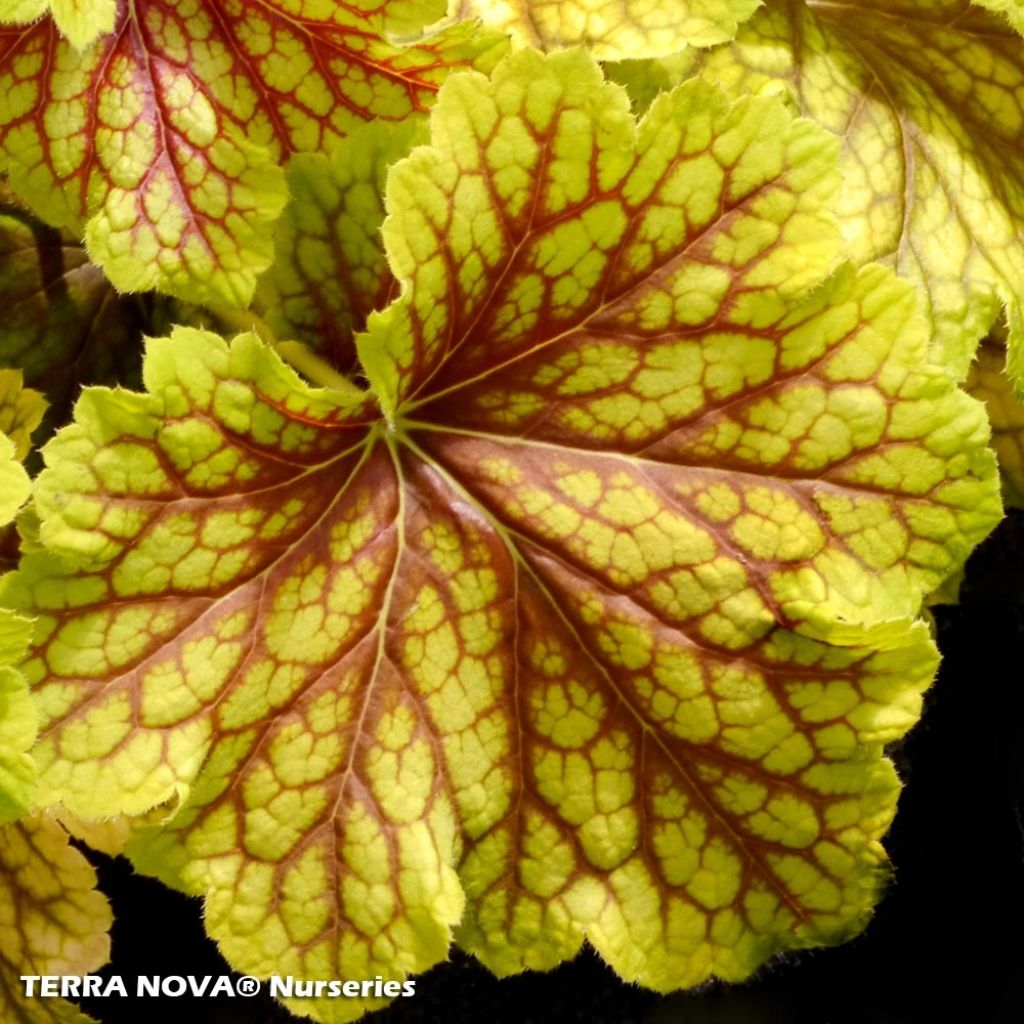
[976, 0, 1024, 32]
[0, 50, 1001, 1021]
[0, 0, 504, 305]
[0, 431, 32, 823]
[610, 0, 1024, 388]
[967, 335, 1024, 508]
[0, 379, 110, 1024]
[0, 0, 116, 49]
[0, 374, 39, 822]
[444, 0, 760, 57]
[0, 813, 112, 1024]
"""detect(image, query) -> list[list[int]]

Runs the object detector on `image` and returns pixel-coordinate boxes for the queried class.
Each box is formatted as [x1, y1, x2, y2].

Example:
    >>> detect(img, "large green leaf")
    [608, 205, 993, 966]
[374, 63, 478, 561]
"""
[0, 0, 502, 304]
[610, 0, 1024, 386]
[3, 51, 1000, 1022]
[444, 0, 760, 58]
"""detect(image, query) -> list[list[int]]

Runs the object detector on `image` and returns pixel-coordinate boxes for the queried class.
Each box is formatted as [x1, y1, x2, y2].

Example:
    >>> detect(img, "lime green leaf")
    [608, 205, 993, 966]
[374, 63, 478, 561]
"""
[0, 2, 502, 305]
[360, 51, 842, 417]
[610, 0, 1024, 384]
[445, 0, 761, 58]
[253, 118, 425, 373]
[3, 51, 1001, 1016]
[0, 0, 116, 49]
[0, 605, 33, 826]
[0, 381, 36, 824]
[967, 334, 1024, 508]
[975, 0, 1024, 32]
[0, 287, 105, 1024]
[0, 433, 30, 531]
[0, 812, 111, 1024]
[0, 372, 44, 464]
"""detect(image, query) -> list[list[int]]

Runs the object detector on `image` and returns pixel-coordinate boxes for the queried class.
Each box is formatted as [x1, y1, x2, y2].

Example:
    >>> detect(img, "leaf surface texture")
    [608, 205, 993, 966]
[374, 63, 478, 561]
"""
[2, 51, 1002, 1018]
[611, 0, 1024, 384]
[0, 0, 499, 303]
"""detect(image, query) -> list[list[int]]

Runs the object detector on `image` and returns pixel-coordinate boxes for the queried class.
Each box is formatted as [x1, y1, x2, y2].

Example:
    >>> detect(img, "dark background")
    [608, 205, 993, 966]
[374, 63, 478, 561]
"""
[77, 511, 1024, 1024]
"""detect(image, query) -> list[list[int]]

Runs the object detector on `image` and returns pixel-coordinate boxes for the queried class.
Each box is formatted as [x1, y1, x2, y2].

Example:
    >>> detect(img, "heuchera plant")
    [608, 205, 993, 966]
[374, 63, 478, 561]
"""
[0, 2, 1019, 1022]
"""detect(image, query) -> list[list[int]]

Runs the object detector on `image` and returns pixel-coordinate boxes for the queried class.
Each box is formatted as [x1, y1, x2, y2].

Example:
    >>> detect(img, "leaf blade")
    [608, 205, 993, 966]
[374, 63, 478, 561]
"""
[0, 813, 111, 1024]
[0, 1, 501, 304]
[610, 0, 1024, 384]
[445, 0, 761, 58]
[4, 50, 1003, 1015]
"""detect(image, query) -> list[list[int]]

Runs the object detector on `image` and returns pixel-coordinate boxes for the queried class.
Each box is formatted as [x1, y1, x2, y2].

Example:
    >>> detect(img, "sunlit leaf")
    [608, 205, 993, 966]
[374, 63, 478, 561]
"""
[0, 0, 116, 49]
[0, 380, 36, 824]
[2, 51, 1001, 1021]
[974, 0, 1024, 33]
[0, 371, 44, 464]
[0, 593, 33, 826]
[0, 813, 111, 1024]
[0, 0, 502, 304]
[444, 0, 760, 58]
[610, 0, 1024, 384]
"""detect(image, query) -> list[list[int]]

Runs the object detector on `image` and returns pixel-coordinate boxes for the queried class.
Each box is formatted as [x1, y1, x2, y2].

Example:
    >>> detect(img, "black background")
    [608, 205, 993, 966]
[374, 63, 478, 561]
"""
[77, 510, 1024, 1024]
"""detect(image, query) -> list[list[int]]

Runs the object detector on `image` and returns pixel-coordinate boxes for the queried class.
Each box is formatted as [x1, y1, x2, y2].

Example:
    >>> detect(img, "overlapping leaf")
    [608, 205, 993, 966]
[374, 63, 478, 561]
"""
[975, 0, 1024, 33]
[0, 813, 111, 1024]
[967, 335, 1024, 508]
[610, 0, 1024, 386]
[0, 1, 502, 304]
[0, 0, 116, 49]
[253, 119, 423, 374]
[3, 51, 1001, 1022]
[0, 379, 109, 1024]
[444, 0, 760, 58]
[0, 194, 155, 439]
[0, 371, 44, 463]
[0, 437, 32, 824]
[0, 373, 37, 822]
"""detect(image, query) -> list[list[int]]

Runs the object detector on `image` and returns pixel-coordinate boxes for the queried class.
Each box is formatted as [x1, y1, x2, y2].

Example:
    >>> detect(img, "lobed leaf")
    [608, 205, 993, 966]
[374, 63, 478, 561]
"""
[967, 335, 1024, 508]
[0, 371, 44, 464]
[0, 592, 33, 826]
[0, 0, 502, 304]
[0, 383, 36, 824]
[0, 0, 117, 49]
[444, 0, 761, 58]
[3, 51, 1001, 1020]
[610, 0, 1024, 386]
[975, 0, 1024, 32]
[0, 382, 109, 1024]
[0, 813, 111, 1024]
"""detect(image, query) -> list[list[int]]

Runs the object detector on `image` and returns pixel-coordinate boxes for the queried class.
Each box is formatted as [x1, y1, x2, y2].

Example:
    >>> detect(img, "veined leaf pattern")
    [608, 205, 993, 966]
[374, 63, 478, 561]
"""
[2, 51, 1001, 1021]
[610, 0, 1024, 385]
[0, 0, 502, 303]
